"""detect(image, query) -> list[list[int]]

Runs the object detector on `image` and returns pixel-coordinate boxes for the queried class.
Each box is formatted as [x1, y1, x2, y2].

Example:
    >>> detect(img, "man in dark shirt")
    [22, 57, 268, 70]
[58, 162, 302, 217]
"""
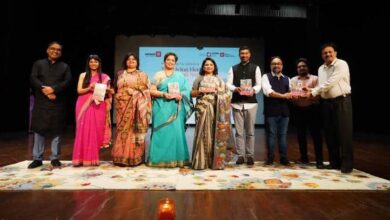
[28, 41, 72, 169]
[262, 56, 292, 166]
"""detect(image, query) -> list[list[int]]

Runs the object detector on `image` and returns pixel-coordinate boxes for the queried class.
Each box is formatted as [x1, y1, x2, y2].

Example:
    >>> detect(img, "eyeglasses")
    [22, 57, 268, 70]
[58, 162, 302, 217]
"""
[49, 47, 62, 52]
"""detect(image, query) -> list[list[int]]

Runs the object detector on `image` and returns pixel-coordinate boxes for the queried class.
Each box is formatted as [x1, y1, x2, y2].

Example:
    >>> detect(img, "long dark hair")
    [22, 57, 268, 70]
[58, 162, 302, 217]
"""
[199, 57, 218, 75]
[82, 54, 103, 88]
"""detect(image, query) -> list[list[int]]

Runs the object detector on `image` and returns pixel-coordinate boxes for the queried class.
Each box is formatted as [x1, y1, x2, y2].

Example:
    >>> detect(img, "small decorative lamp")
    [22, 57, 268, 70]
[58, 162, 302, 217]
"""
[157, 198, 176, 220]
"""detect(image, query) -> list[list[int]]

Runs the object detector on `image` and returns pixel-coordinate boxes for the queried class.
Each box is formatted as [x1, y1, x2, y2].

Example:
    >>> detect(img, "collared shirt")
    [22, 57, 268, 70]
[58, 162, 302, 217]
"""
[261, 72, 290, 97]
[312, 58, 351, 99]
[226, 65, 262, 110]
[290, 74, 319, 107]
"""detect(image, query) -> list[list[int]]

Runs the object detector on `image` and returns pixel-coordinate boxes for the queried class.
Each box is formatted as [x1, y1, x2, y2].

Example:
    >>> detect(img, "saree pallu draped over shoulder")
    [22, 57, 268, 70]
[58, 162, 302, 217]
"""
[148, 71, 192, 168]
[72, 73, 112, 166]
[111, 70, 152, 166]
[192, 76, 236, 170]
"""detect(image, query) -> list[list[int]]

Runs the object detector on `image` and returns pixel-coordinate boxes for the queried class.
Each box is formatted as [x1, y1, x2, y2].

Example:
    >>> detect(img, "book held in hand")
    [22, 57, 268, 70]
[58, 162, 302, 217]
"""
[199, 86, 216, 93]
[240, 79, 253, 95]
[291, 80, 305, 97]
[168, 82, 180, 97]
[198, 76, 216, 94]
[93, 83, 107, 102]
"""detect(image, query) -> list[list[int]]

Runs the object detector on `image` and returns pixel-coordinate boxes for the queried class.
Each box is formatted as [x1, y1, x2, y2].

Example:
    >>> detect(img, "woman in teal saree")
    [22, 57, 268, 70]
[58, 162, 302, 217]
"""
[148, 52, 192, 168]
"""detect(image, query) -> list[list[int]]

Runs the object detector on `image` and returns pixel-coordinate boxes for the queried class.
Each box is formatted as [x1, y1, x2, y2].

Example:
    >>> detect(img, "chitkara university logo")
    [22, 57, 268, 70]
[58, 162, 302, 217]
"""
[156, 51, 161, 57]
[207, 52, 211, 57]
[220, 52, 225, 57]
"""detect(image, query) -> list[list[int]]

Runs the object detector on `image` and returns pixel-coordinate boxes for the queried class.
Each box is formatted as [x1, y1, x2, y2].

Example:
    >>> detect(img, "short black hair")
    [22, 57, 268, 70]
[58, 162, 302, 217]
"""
[47, 41, 63, 49]
[296, 57, 309, 66]
[239, 46, 250, 53]
[321, 42, 337, 52]
[270, 56, 282, 63]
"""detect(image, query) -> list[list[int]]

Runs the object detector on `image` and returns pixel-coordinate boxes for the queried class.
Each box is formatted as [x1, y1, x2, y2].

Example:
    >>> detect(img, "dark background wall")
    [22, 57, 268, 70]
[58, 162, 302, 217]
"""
[1, 0, 389, 134]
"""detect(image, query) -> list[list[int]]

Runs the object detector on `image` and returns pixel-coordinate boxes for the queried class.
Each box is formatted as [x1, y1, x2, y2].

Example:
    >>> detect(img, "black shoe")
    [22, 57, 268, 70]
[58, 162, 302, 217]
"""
[264, 160, 273, 166]
[298, 157, 309, 164]
[280, 159, 290, 166]
[28, 160, 43, 169]
[316, 163, 325, 169]
[295, 160, 309, 165]
[51, 159, 62, 167]
[341, 168, 353, 174]
[236, 157, 245, 165]
[246, 157, 254, 166]
[324, 164, 340, 170]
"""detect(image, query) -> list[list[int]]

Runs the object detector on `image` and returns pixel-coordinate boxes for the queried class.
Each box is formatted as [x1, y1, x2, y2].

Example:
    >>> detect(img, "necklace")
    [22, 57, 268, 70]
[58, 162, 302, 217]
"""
[126, 69, 137, 74]
[164, 70, 174, 78]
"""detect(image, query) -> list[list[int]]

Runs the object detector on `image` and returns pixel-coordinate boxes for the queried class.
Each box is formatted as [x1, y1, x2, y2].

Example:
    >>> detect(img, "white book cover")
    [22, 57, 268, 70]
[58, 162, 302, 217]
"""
[93, 83, 107, 101]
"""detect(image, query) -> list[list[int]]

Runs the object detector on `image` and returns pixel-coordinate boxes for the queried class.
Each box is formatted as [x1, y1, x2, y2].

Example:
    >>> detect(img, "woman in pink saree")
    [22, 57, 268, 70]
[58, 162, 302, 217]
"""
[111, 53, 151, 166]
[72, 55, 113, 166]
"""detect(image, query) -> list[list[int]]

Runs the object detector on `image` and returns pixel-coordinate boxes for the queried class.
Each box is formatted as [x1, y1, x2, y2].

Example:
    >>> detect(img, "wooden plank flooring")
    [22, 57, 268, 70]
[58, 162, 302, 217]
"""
[0, 128, 389, 219]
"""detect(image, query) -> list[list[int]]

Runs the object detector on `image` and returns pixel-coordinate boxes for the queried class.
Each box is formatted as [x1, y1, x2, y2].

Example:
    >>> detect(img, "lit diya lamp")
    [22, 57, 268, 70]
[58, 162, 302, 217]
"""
[157, 198, 176, 220]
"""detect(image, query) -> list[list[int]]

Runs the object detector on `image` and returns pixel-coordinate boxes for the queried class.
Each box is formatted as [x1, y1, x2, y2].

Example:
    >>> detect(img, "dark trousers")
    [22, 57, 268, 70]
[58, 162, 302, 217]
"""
[322, 95, 353, 172]
[293, 105, 323, 165]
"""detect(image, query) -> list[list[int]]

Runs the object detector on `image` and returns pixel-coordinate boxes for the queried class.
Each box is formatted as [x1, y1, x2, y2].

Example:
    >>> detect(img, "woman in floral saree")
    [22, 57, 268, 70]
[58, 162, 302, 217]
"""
[191, 58, 235, 170]
[111, 53, 152, 166]
[72, 55, 113, 166]
[148, 52, 192, 168]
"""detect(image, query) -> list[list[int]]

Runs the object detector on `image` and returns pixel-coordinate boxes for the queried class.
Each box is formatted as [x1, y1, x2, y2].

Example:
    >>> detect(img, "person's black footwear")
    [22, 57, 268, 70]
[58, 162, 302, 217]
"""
[51, 159, 62, 167]
[316, 163, 325, 169]
[28, 160, 43, 169]
[324, 164, 340, 170]
[295, 160, 309, 165]
[264, 160, 273, 166]
[246, 157, 254, 166]
[298, 157, 309, 164]
[341, 168, 353, 174]
[280, 159, 291, 166]
[236, 156, 245, 165]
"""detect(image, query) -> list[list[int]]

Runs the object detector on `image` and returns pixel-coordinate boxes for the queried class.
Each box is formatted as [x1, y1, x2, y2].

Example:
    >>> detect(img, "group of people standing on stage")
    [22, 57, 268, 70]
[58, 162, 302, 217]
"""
[28, 41, 354, 174]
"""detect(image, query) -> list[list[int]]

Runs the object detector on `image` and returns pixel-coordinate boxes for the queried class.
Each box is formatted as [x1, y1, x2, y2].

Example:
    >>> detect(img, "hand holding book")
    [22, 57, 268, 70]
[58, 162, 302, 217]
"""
[239, 79, 254, 96]
[92, 83, 107, 104]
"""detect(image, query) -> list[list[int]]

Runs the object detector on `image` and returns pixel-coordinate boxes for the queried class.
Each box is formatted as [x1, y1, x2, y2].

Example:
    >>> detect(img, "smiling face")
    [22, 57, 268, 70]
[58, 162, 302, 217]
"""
[46, 43, 62, 62]
[297, 61, 309, 76]
[271, 57, 283, 74]
[126, 55, 138, 69]
[239, 49, 251, 64]
[321, 46, 337, 65]
[164, 55, 176, 70]
[88, 58, 100, 71]
[203, 60, 215, 75]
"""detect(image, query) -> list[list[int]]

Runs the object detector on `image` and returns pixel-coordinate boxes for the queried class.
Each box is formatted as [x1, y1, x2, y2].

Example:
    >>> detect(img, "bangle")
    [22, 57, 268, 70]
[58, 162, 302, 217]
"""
[162, 92, 166, 98]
